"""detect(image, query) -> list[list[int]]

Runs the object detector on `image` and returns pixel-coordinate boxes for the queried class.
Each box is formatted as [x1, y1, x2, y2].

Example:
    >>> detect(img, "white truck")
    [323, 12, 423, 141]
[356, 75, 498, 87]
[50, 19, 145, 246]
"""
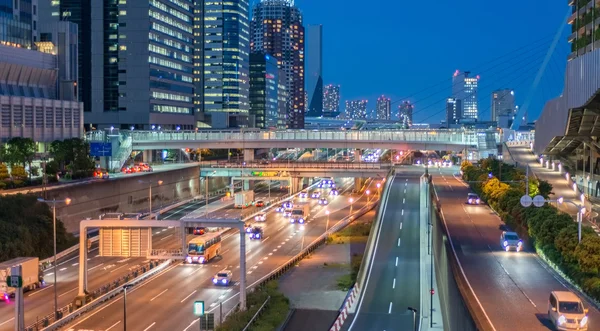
[234, 190, 255, 209]
[1, 257, 43, 300]
[290, 202, 310, 224]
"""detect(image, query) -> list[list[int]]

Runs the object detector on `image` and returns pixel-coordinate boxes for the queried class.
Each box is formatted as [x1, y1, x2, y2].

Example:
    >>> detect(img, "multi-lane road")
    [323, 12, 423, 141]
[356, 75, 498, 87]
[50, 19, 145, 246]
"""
[0, 185, 285, 330]
[348, 171, 423, 330]
[61, 178, 375, 331]
[433, 167, 600, 331]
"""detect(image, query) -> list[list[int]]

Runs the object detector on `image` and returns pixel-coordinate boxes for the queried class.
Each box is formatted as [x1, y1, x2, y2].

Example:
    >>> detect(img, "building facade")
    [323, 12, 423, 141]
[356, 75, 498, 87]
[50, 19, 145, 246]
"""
[345, 100, 367, 120]
[446, 97, 461, 125]
[376, 95, 391, 120]
[305, 24, 322, 117]
[491, 88, 515, 124]
[398, 101, 413, 128]
[251, 0, 305, 129]
[323, 84, 340, 117]
[452, 70, 479, 121]
[41, 0, 196, 131]
[249, 53, 285, 129]
[195, 0, 250, 128]
[0, 0, 38, 49]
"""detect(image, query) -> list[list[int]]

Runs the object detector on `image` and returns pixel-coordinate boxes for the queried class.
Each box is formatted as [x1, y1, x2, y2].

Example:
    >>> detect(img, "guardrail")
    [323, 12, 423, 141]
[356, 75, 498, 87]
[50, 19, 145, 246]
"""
[242, 296, 271, 331]
[40, 259, 174, 331]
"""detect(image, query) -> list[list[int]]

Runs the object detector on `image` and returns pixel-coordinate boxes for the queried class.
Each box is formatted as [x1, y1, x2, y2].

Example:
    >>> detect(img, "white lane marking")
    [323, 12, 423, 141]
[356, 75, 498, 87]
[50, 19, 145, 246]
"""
[281, 242, 286, 245]
[117, 258, 130, 263]
[403, 198, 405, 204]
[248, 271, 253, 274]
[162, 229, 167, 232]
[388, 302, 393, 314]
[150, 288, 169, 302]
[88, 263, 104, 271]
[218, 294, 225, 300]
[401, 209, 404, 216]
[0, 318, 14, 327]
[180, 290, 197, 303]
[72, 263, 79, 266]
[277, 245, 282, 248]
[45, 272, 54, 276]
[258, 261, 264, 265]
[27, 285, 53, 297]
[161, 234, 173, 241]
[404, 189, 407, 194]
[268, 253, 273, 256]
[395, 257, 398, 267]
[400, 222, 403, 230]
[397, 238, 401, 247]
[143, 322, 156, 331]
[273, 249, 277, 252]
[109, 264, 127, 273]
[105, 321, 121, 331]
[58, 287, 77, 297]
[59, 267, 67, 271]
[392, 278, 396, 289]
[261, 236, 270, 243]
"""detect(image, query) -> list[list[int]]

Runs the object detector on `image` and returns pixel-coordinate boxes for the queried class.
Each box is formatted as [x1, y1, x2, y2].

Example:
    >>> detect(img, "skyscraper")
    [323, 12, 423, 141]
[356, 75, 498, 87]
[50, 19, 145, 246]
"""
[196, 0, 250, 128]
[41, 0, 196, 130]
[345, 100, 367, 120]
[323, 84, 340, 117]
[251, 0, 305, 129]
[446, 97, 462, 125]
[0, 0, 38, 49]
[491, 89, 515, 123]
[376, 96, 391, 120]
[305, 24, 323, 117]
[398, 101, 414, 128]
[452, 70, 479, 121]
[249, 53, 285, 129]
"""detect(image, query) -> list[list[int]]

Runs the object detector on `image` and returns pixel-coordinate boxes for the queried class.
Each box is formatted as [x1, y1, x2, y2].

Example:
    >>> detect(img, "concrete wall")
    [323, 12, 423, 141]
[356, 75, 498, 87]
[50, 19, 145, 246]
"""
[46, 167, 228, 233]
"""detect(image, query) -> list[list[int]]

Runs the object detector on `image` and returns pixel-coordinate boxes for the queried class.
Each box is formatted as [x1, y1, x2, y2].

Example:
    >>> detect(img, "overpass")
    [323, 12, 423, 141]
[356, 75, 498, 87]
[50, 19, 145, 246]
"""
[200, 161, 391, 178]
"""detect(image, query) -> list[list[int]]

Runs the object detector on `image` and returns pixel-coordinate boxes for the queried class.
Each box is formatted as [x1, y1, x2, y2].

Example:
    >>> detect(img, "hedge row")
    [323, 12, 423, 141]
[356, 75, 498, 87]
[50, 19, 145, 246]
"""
[461, 158, 600, 302]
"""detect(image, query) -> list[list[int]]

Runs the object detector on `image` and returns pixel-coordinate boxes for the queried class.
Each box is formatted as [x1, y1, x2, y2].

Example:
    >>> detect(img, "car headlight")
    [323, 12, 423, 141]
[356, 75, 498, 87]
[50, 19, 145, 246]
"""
[222, 279, 227, 284]
[580, 315, 588, 327]
[503, 241, 508, 247]
[212, 278, 218, 284]
[476, 199, 480, 204]
[299, 218, 304, 224]
[517, 241, 523, 246]
[199, 257, 205, 263]
[186, 257, 192, 263]
[468, 199, 472, 203]
[256, 234, 261, 239]
[558, 315, 566, 325]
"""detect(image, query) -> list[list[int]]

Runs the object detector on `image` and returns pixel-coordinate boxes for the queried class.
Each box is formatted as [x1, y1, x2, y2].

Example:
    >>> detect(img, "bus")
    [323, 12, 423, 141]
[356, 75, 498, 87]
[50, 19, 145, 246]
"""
[186, 232, 222, 264]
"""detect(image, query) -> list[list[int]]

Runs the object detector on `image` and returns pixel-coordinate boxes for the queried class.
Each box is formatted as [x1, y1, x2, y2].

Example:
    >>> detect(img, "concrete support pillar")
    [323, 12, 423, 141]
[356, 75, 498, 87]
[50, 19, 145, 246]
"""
[354, 177, 364, 192]
[243, 180, 254, 191]
[355, 149, 362, 162]
[290, 177, 302, 194]
[244, 149, 255, 162]
[143, 150, 154, 163]
[230, 177, 235, 197]
[181, 225, 187, 259]
[76, 225, 88, 306]
[239, 226, 247, 310]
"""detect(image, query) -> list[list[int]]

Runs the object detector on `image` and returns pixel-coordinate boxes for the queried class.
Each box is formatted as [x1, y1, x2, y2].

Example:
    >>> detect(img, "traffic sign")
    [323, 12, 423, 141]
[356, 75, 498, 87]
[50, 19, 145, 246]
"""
[7, 276, 22, 288]
[520, 195, 533, 208]
[533, 195, 546, 208]
[193, 301, 205, 316]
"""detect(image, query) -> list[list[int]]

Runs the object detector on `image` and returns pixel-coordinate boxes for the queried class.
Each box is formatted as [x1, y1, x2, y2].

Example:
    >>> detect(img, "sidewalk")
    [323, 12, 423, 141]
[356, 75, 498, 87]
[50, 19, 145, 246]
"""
[507, 145, 600, 236]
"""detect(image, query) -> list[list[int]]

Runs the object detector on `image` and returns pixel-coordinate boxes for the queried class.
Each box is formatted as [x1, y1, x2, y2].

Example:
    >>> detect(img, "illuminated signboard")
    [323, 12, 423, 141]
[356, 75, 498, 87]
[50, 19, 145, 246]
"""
[251, 171, 279, 177]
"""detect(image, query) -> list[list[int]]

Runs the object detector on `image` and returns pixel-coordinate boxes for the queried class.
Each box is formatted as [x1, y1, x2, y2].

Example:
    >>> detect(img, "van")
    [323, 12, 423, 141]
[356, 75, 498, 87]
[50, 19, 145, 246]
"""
[548, 291, 589, 330]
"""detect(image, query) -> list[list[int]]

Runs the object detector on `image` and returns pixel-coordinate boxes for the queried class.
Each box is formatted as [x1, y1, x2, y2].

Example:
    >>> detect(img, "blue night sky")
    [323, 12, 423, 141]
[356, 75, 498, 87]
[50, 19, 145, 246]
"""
[297, 0, 571, 124]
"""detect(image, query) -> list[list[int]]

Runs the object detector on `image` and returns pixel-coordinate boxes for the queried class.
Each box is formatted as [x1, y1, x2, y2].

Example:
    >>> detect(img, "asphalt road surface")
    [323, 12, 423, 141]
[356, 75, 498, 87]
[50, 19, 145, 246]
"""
[433, 168, 600, 331]
[348, 174, 422, 331]
[61, 178, 379, 331]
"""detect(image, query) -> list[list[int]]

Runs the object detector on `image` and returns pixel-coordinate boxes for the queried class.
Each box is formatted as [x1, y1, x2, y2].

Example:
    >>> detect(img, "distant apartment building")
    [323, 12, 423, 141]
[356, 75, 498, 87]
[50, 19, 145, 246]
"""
[345, 100, 367, 120]
[251, 0, 305, 128]
[376, 96, 391, 120]
[249, 53, 286, 129]
[0, 0, 38, 49]
[446, 97, 461, 125]
[491, 89, 515, 126]
[323, 84, 340, 117]
[452, 70, 479, 121]
[398, 101, 413, 128]
[305, 24, 323, 117]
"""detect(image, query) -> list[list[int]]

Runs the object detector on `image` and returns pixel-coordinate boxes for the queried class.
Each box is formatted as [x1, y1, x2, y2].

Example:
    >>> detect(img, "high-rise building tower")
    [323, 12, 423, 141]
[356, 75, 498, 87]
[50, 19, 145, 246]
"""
[446, 97, 462, 125]
[398, 101, 414, 128]
[376, 96, 391, 120]
[305, 24, 323, 117]
[452, 70, 479, 121]
[345, 100, 367, 120]
[0, 0, 38, 49]
[491, 89, 515, 122]
[251, 0, 305, 129]
[323, 84, 340, 117]
[249, 53, 286, 129]
[196, 0, 250, 128]
[40, 0, 196, 130]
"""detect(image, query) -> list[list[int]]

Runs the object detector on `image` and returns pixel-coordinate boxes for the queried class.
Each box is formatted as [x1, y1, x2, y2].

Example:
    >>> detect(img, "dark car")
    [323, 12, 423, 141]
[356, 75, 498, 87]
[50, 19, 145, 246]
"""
[193, 227, 206, 235]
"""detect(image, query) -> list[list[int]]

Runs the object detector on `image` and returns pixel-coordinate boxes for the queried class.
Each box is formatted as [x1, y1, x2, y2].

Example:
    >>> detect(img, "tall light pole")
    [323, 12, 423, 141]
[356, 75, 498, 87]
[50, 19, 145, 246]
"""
[37, 197, 72, 321]
[139, 180, 163, 219]
[366, 190, 371, 204]
[349, 198, 354, 214]
[325, 210, 330, 232]
[376, 182, 381, 197]
[123, 284, 133, 331]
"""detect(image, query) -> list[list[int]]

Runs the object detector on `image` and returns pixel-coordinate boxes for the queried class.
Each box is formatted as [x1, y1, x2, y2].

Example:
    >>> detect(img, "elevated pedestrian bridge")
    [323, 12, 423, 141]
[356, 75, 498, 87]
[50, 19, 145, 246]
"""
[86, 129, 493, 151]
[200, 161, 392, 178]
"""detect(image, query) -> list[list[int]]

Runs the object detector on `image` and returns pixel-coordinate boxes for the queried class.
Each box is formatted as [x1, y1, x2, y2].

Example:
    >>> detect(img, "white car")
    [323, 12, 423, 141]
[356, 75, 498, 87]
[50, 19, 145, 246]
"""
[329, 189, 339, 196]
[500, 231, 523, 252]
[318, 198, 328, 205]
[311, 191, 321, 199]
[299, 192, 308, 199]
[212, 270, 233, 286]
[255, 213, 266, 222]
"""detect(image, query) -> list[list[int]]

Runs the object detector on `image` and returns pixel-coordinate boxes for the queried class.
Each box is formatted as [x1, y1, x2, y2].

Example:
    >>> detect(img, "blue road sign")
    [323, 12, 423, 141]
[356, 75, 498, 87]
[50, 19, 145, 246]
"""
[90, 142, 112, 157]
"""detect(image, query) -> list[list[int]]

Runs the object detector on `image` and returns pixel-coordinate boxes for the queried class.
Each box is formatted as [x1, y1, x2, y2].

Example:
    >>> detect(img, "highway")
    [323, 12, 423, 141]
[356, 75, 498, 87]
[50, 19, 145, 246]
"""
[348, 173, 422, 331]
[433, 168, 600, 331]
[0, 184, 285, 330]
[61, 178, 377, 331]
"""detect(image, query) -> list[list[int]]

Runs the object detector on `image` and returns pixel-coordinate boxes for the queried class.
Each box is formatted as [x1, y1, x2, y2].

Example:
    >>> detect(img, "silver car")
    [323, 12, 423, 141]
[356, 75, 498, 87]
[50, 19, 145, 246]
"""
[500, 231, 523, 252]
[212, 270, 233, 286]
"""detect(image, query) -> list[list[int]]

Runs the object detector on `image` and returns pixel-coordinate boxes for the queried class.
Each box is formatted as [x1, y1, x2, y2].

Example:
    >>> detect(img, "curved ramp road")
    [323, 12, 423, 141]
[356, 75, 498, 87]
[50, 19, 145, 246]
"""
[433, 169, 600, 331]
[348, 174, 422, 331]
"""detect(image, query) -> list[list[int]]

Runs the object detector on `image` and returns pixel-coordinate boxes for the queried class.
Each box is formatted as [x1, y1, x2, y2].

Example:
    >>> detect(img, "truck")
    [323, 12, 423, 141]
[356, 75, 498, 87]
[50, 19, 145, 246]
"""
[290, 202, 310, 224]
[234, 190, 255, 209]
[1, 257, 43, 301]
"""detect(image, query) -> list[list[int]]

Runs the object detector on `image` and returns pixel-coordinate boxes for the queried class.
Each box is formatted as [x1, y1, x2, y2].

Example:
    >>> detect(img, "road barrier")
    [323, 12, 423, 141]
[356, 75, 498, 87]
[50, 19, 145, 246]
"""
[241, 296, 271, 331]
[40, 259, 174, 331]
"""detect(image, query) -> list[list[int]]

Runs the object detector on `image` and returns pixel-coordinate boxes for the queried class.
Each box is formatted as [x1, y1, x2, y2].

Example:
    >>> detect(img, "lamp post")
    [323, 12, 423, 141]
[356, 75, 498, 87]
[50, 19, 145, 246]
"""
[37, 197, 72, 321]
[366, 190, 371, 204]
[139, 180, 163, 219]
[123, 284, 133, 331]
[325, 210, 330, 232]
[349, 198, 354, 214]
[376, 182, 381, 197]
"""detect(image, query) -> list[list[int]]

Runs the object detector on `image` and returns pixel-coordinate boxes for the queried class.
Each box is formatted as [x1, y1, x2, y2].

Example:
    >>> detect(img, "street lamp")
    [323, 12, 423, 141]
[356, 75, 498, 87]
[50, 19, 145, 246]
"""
[37, 197, 72, 320]
[376, 182, 381, 196]
[139, 180, 163, 219]
[123, 284, 133, 331]
[366, 190, 371, 203]
[557, 197, 586, 243]
[325, 210, 330, 232]
[349, 197, 354, 214]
